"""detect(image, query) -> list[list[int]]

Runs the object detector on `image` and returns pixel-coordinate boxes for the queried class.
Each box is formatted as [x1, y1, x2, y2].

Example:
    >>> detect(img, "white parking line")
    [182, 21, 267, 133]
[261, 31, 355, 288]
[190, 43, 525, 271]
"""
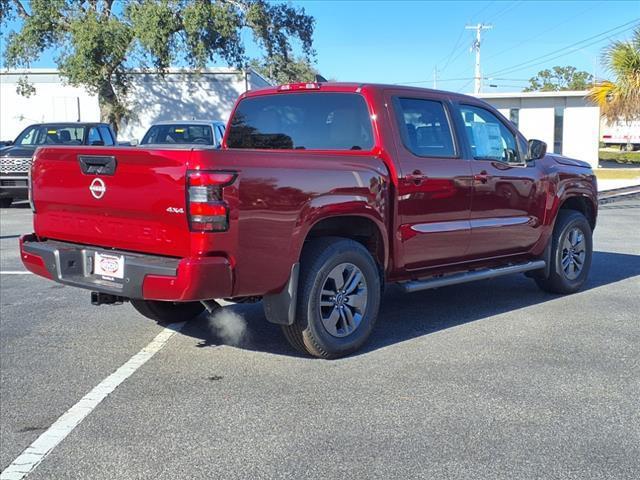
[0, 322, 186, 480]
[0, 271, 33, 275]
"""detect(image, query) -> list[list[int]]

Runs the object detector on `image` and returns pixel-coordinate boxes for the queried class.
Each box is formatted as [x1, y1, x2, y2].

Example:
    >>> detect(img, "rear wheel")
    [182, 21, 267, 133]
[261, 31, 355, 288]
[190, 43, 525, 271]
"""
[0, 198, 12, 208]
[535, 210, 592, 294]
[281, 237, 381, 359]
[130, 299, 205, 323]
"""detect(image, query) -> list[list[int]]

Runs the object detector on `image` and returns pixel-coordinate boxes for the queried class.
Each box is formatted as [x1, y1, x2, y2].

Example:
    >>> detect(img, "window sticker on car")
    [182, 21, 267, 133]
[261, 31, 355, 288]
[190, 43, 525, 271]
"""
[175, 128, 185, 133]
[471, 122, 503, 159]
[47, 130, 57, 134]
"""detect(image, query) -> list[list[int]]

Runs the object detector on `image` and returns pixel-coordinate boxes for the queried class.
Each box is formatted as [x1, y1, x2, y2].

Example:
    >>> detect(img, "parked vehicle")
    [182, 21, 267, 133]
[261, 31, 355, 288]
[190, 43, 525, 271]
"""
[600, 119, 640, 151]
[1, 122, 117, 207]
[140, 120, 226, 148]
[21, 83, 598, 358]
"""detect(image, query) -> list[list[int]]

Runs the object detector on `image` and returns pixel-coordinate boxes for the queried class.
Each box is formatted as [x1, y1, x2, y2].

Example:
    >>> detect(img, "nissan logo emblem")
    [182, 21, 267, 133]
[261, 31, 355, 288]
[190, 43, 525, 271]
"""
[89, 178, 106, 199]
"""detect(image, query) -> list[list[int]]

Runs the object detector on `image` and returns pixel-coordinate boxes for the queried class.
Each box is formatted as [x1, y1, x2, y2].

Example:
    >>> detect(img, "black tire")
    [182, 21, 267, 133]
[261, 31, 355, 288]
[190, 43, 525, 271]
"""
[0, 198, 12, 208]
[535, 210, 592, 294]
[130, 299, 205, 323]
[281, 237, 381, 359]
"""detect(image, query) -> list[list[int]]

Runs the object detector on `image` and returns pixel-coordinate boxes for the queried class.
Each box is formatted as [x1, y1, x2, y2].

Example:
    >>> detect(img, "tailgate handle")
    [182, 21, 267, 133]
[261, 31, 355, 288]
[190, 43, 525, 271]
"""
[79, 155, 117, 176]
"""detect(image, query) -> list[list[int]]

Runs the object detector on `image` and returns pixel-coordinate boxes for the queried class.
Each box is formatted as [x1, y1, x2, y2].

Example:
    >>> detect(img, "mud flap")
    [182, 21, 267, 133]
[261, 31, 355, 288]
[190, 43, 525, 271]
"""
[263, 263, 299, 326]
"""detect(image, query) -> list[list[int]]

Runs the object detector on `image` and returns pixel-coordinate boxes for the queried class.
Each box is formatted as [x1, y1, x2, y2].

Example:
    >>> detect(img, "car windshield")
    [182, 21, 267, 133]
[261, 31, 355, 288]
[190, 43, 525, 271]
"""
[15, 125, 86, 146]
[141, 124, 214, 145]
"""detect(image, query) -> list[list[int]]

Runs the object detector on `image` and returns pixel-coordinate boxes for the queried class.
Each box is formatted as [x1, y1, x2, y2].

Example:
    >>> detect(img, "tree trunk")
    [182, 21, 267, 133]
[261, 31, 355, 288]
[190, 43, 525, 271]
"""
[98, 81, 123, 136]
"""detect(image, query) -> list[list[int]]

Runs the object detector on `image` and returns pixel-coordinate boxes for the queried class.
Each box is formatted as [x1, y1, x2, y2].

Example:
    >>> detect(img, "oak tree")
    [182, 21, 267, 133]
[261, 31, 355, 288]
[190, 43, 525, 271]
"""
[1, 0, 315, 133]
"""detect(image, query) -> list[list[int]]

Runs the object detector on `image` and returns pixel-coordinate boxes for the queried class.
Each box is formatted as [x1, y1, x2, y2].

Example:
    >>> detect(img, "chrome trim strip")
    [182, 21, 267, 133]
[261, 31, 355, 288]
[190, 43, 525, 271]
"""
[470, 216, 532, 229]
[410, 220, 471, 234]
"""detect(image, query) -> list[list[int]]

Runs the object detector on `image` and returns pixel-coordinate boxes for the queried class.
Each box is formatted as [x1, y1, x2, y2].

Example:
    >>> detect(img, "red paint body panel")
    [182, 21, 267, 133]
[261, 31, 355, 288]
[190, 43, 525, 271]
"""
[22, 83, 598, 301]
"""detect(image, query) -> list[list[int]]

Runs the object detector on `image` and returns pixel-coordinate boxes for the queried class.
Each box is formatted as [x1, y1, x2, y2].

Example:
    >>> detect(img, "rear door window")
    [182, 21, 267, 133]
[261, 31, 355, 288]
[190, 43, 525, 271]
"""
[393, 97, 456, 157]
[226, 93, 374, 151]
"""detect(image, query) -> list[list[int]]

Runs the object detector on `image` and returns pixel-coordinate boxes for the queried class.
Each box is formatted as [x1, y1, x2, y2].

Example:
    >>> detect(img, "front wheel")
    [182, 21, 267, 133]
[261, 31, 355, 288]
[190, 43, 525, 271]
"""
[130, 299, 205, 323]
[281, 237, 381, 359]
[535, 210, 593, 294]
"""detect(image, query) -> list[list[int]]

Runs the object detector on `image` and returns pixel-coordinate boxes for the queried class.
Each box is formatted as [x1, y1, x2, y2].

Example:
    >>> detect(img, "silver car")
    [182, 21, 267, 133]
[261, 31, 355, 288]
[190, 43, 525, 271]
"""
[140, 120, 226, 148]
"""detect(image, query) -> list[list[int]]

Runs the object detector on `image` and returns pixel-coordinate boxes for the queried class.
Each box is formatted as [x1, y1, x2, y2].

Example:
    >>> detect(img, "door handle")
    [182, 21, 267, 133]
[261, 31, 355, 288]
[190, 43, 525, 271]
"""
[405, 170, 427, 185]
[474, 170, 490, 183]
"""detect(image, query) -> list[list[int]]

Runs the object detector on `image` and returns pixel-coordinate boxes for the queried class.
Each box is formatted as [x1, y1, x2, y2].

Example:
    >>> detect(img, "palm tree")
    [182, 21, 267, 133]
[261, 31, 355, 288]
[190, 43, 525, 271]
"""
[588, 26, 640, 150]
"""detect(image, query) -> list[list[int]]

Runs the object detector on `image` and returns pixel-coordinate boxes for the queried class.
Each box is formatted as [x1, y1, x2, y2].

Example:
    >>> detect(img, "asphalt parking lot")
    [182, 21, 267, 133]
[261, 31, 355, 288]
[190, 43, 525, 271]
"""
[1, 201, 639, 479]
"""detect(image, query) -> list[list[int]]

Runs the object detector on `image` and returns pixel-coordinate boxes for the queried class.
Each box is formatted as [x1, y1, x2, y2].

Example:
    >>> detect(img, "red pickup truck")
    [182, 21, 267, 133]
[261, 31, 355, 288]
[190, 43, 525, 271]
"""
[21, 83, 598, 358]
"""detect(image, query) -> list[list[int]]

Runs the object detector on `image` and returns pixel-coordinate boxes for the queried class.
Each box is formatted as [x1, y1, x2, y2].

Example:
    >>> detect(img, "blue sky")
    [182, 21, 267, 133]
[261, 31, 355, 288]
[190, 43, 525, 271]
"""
[2, 0, 639, 93]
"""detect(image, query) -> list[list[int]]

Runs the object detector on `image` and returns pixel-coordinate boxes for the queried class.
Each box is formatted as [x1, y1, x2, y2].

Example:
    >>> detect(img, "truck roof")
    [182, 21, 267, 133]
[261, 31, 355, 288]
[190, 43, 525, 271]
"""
[243, 82, 478, 103]
[24, 122, 112, 128]
[150, 120, 225, 127]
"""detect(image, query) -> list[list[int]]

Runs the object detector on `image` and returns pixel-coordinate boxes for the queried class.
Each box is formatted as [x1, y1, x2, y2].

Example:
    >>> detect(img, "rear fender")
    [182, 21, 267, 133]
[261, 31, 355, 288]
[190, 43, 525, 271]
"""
[263, 194, 389, 326]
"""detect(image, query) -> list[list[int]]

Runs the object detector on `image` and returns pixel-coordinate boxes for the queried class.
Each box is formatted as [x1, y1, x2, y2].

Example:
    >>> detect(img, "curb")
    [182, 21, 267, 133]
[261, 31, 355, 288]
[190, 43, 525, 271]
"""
[598, 185, 640, 205]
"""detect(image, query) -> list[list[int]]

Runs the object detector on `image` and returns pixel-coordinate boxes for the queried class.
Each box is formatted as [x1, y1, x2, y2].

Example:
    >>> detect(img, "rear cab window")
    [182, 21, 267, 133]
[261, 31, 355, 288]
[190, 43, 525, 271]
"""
[226, 93, 374, 151]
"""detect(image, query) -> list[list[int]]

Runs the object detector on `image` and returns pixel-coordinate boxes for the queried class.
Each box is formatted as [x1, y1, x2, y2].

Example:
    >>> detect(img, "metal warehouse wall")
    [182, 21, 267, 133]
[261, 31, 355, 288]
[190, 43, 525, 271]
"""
[0, 68, 271, 143]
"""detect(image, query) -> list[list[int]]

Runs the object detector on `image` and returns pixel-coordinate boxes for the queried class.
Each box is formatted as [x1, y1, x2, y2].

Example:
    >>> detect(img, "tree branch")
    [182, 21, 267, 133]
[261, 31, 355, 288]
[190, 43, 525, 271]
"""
[11, 0, 30, 19]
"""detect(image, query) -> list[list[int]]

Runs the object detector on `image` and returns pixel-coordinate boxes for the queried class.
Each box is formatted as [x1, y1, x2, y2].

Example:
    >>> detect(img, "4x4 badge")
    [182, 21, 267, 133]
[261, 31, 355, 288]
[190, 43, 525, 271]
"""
[89, 178, 106, 199]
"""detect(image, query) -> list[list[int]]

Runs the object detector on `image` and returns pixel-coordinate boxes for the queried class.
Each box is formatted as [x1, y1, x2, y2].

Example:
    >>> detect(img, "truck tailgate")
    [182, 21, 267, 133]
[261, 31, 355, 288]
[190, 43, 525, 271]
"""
[31, 146, 194, 257]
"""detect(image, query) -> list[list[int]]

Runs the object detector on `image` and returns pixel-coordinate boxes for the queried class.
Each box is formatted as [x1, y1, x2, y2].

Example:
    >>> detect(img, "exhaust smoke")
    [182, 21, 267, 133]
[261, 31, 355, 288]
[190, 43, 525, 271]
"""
[207, 308, 248, 346]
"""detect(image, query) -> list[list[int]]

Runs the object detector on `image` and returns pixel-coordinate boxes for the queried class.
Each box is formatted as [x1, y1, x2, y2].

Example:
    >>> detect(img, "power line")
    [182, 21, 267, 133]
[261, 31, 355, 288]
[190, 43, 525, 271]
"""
[485, 0, 523, 24]
[468, 0, 496, 23]
[487, 18, 639, 78]
[489, 23, 638, 78]
[457, 78, 474, 93]
[484, 4, 595, 62]
[438, 28, 467, 73]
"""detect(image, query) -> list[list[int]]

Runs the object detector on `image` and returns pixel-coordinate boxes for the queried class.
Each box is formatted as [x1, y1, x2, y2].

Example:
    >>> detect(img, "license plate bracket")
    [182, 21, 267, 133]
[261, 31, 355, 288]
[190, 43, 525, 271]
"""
[93, 252, 125, 280]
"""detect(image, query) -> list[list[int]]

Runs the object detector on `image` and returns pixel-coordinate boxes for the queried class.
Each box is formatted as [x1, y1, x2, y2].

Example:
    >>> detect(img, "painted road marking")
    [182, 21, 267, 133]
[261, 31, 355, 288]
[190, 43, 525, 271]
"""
[0, 322, 186, 480]
[0, 271, 33, 275]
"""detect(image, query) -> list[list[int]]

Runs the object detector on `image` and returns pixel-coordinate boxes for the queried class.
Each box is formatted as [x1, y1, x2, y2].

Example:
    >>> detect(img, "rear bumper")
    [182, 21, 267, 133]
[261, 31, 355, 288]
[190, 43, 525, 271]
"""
[20, 235, 233, 301]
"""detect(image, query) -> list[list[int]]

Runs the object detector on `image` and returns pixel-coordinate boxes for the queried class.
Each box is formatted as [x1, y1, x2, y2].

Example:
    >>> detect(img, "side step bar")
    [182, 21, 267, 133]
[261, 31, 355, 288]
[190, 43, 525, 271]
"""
[401, 260, 546, 293]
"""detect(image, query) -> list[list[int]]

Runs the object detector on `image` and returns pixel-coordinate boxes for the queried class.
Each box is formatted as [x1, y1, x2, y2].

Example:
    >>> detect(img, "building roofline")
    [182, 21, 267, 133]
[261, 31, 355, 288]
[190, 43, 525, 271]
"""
[476, 90, 589, 99]
[0, 67, 251, 76]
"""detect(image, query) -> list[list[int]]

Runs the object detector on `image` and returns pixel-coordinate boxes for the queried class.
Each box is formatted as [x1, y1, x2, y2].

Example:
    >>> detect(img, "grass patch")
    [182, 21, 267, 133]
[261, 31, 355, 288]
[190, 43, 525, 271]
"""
[595, 169, 640, 180]
[599, 150, 640, 164]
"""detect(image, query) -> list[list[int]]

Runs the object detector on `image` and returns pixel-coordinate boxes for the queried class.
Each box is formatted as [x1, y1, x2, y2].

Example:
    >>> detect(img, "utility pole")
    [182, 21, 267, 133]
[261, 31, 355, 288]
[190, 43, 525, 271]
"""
[433, 67, 438, 89]
[465, 23, 492, 94]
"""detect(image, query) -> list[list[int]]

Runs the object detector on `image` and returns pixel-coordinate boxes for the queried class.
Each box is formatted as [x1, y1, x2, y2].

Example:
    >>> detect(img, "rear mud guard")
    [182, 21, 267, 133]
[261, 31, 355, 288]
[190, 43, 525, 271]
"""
[263, 263, 299, 326]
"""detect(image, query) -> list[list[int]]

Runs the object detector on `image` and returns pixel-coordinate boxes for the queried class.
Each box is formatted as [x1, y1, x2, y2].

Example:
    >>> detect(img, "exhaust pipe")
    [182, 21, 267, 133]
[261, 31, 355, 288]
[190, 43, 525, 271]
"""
[201, 300, 221, 314]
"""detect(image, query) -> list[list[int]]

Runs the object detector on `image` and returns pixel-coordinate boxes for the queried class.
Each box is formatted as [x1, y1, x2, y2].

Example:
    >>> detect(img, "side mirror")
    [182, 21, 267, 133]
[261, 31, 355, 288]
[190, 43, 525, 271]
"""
[130, 139, 139, 146]
[527, 139, 547, 160]
[90, 140, 105, 146]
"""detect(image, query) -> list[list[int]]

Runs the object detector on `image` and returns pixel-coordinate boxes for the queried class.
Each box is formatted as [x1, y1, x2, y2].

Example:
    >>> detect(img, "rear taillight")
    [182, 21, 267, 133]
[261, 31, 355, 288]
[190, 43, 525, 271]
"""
[187, 171, 236, 232]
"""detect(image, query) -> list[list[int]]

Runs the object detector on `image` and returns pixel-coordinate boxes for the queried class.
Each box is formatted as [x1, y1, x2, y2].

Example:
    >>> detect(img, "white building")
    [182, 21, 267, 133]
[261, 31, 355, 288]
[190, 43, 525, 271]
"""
[0, 75, 603, 168]
[477, 90, 600, 168]
[0, 68, 271, 142]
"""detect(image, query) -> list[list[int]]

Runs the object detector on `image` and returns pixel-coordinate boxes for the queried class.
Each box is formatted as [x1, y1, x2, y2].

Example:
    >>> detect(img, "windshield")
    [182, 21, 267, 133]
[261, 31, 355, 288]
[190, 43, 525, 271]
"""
[15, 125, 86, 146]
[226, 93, 374, 151]
[141, 124, 214, 145]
